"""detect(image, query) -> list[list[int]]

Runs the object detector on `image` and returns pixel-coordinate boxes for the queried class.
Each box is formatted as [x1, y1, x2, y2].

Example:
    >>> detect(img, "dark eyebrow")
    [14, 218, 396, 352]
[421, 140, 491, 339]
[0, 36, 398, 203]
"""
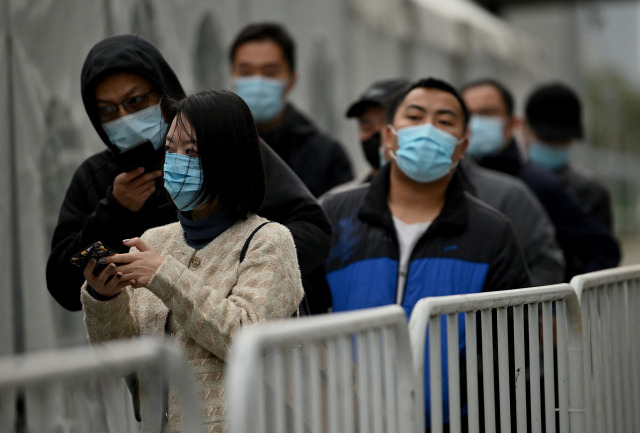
[95, 86, 147, 104]
[404, 104, 427, 113]
[436, 109, 458, 118]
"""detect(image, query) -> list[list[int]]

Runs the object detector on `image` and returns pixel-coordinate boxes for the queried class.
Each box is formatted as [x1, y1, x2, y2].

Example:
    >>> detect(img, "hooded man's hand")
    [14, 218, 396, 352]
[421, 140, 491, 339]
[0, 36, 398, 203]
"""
[113, 168, 163, 212]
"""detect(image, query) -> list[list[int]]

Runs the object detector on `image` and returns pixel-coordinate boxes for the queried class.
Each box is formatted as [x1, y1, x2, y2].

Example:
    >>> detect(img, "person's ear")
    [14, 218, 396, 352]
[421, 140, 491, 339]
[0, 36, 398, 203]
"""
[505, 114, 521, 139]
[458, 128, 469, 160]
[381, 124, 397, 162]
[283, 72, 298, 98]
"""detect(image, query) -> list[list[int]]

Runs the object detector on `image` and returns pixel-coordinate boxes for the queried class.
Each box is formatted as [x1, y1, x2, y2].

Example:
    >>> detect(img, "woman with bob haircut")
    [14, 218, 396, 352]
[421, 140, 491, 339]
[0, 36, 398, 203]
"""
[80, 89, 304, 432]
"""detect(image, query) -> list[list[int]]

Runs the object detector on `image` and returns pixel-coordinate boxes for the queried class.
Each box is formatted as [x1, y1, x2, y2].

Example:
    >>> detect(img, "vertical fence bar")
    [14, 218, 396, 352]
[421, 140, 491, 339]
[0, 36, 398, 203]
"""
[600, 289, 615, 433]
[589, 292, 606, 433]
[308, 342, 322, 433]
[496, 307, 511, 433]
[447, 313, 461, 433]
[273, 347, 287, 433]
[513, 305, 527, 433]
[382, 327, 398, 433]
[612, 281, 631, 433]
[339, 335, 355, 433]
[555, 301, 569, 433]
[542, 301, 556, 433]
[430, 316, 443, 433]
[291, 344, 305, 433]
[630, 280, 640, 433]
[581, 294, 594, 433]
[357, 332, 370, 433]
[480, 310, 495, 433]
[528, 303, 542, 433]
[369, 329, 384, 433]
[621, 281, 633, 433]
[465, 311, 479, 433]
[326, 339, 340, 433]
[256, 354, 267, 433]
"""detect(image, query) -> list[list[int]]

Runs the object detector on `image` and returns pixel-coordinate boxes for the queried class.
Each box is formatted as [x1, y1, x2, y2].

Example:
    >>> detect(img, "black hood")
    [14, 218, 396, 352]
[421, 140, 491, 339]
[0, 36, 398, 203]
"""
[80, 34, 186, 151]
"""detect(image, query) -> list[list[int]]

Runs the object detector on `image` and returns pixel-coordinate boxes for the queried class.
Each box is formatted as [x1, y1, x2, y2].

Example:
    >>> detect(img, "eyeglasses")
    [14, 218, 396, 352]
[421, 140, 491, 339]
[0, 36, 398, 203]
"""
[97, 90, 155, 122]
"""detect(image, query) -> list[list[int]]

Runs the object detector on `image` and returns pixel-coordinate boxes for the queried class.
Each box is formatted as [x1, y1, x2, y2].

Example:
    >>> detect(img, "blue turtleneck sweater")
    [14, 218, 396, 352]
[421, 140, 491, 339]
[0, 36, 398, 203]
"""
[178, 211, 238, 250]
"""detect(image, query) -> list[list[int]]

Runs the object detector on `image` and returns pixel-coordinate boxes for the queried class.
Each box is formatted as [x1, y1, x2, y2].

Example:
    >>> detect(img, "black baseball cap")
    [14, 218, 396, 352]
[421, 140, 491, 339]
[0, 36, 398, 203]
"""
[346, 78, 410, 118]
[525, 83, 584, 141]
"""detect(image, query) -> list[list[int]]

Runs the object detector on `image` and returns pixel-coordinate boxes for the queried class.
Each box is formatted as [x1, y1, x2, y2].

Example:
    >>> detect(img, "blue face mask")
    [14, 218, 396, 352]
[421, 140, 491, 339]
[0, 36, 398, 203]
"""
[391, 123, 462, 183]
[467, 115, 506, 159]
[163, 153, 204, 211]
[527, 140, 570, 172]
[103, 104, 168, 151]
[233, 76, 287, 123]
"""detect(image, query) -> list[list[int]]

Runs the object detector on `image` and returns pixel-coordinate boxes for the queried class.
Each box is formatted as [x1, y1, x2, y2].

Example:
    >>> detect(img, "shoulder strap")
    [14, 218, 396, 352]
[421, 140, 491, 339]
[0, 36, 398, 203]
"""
[239, 222, 271, 264]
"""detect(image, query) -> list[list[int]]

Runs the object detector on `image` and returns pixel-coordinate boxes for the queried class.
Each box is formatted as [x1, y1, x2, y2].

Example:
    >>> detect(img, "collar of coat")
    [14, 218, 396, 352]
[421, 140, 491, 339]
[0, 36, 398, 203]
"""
[357, 163, 468, 236]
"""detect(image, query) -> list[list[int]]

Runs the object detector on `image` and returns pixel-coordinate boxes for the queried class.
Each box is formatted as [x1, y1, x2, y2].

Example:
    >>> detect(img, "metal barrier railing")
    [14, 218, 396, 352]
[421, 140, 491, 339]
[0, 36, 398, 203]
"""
[0, 337, 203, 433]
[408, 285, 585, 433]
[571, 265, 640, 433]
[225, 305, 423, 433]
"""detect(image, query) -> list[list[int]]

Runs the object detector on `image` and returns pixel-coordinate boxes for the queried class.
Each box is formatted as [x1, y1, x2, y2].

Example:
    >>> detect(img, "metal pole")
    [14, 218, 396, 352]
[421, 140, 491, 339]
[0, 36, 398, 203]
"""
[5, 0, 23, 358]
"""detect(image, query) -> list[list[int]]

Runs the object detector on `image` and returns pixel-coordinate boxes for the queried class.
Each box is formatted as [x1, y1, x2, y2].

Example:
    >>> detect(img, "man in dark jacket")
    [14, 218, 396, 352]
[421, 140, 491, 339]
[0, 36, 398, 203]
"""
[46, 34, 332, 312]
[338, 78, 564, 286]
[229, 22, 353, 197]
[461, 78, 620, 280]
[320, 78, 530, 427]
[523, 82, 614, 229]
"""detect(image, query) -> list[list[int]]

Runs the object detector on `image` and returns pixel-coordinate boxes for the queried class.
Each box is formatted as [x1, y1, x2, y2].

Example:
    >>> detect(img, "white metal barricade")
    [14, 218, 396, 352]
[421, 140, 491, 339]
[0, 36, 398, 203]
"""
[225, 305, 422, 433]
[0, 337, 203, 433]
[571, 265, 640, 433]
[408, 285, 585, 433]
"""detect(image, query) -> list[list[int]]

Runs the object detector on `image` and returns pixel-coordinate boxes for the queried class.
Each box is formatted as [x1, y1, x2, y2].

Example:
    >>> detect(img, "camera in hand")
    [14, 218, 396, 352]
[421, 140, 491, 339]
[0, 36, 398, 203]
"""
[117, 139, 163, 172]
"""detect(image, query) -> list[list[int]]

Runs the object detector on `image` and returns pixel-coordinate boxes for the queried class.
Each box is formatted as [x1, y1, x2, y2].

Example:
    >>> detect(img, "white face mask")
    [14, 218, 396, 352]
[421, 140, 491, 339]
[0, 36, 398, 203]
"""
[467, 115, 506, 159]
[102, 104, 168, 151]
[390, 123, 463, 183]
[233, 76, 287, 123]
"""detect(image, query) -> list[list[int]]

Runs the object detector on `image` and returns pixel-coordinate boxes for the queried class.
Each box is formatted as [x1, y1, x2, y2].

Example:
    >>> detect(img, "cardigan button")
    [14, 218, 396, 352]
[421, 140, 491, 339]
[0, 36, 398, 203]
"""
[190, 256, 201, 268]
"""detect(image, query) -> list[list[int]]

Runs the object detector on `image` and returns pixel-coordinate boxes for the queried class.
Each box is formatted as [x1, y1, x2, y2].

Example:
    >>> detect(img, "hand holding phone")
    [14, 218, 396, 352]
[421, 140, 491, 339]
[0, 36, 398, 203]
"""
[116, 139, 163, 173]
[70, 241, 119, 276]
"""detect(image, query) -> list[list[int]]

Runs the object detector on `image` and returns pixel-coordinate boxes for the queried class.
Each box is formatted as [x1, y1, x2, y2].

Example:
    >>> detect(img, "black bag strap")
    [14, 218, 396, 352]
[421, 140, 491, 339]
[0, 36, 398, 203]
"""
[240, 222, 271, 264]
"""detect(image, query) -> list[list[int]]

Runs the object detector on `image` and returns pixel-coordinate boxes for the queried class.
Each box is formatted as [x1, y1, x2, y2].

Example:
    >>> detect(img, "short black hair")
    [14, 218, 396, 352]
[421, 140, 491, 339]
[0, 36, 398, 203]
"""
[168, 89, 266, 218]
[385, 77, 470, 130]
[229, 22, 296, 72]
[460, 78, 515, 116]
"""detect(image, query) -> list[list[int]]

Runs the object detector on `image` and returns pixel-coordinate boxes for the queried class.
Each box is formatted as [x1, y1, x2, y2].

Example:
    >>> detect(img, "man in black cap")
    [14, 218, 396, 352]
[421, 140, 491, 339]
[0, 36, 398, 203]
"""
[345, 78, 410, 182]
[524, 82, 613, 229]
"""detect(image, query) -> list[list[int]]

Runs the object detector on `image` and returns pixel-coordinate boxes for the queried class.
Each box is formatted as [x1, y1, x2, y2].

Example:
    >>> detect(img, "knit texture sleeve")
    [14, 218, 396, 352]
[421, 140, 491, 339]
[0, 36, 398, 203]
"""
[81, 283, 138, 343]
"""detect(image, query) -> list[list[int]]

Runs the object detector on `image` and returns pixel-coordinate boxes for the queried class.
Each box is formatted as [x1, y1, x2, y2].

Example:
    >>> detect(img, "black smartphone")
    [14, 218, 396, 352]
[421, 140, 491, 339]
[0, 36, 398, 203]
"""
[116, 139, 163, 172]
[70, 241, 119, 276]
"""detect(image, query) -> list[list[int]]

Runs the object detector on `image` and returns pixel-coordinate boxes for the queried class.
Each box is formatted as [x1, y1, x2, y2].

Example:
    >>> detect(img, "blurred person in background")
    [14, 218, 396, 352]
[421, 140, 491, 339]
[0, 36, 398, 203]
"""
[461, 78, 620, 281]
[344, 78, 410, 183]
[524, 82, 614, 229]
[229, 22, 354, 197]
[82, 89, 304, 433]
[46, 34, 331, 314]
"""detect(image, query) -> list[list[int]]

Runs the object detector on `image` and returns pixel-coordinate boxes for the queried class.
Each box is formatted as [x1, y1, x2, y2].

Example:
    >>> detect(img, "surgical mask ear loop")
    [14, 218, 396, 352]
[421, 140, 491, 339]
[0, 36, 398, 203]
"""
[388, 125, 399, 161]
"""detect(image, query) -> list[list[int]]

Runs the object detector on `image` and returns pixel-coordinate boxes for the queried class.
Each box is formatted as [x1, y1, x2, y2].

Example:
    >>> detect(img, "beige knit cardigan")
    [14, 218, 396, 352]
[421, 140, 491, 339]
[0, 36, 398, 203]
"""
[81, 213, 304, 433]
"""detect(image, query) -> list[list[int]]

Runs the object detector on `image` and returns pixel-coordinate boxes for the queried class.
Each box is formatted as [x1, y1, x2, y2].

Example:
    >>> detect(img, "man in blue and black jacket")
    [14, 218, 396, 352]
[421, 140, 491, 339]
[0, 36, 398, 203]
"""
[323, 77, 530, 315]
[320, 77, 530, 428]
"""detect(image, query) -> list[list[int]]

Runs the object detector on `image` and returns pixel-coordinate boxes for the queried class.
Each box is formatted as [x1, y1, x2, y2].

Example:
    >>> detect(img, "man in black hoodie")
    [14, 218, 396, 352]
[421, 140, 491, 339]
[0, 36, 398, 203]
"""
[46, 34, 332, 312]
